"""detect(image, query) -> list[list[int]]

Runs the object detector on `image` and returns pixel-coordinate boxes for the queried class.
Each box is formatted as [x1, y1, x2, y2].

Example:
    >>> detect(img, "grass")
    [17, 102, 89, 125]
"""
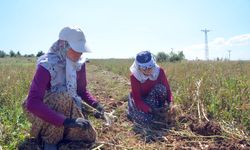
[0, 57, 249, 149]
[0, 57, 36, 149]
[91, 59, 250, 134]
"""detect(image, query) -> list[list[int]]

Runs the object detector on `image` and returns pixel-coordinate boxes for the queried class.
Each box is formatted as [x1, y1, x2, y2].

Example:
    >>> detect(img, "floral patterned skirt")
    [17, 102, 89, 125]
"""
[128, 84, 168, 129]
[22, 92, 96, 145]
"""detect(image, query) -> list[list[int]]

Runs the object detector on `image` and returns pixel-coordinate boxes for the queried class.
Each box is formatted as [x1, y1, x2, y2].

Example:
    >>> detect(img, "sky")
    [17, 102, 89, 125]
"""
[0, 0, 250, 60]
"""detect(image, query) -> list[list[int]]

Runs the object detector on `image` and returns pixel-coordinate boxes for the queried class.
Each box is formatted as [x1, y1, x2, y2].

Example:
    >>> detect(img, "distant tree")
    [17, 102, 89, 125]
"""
[36, 51, 44, 57]
[156, 52, 169, 62]
[24, 53, 35, 57]
[9, 50, 16, 57]
[169, 51, 178, 62]
[0, 50, 6, 58]
[156, 51, 185, 62]
[177, 51, 185, 60]
[16, 51, 21, 57]
[156, 50, 185, 62]
[28, 54, 35, 57]
[169, 51, 185, 62]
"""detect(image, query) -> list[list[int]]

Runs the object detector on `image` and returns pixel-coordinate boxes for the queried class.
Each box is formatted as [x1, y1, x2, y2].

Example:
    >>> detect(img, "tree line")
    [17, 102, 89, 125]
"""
[0, 50, 185, 62]
[156, 51, 185, 62]
[0, 50, 44, 58]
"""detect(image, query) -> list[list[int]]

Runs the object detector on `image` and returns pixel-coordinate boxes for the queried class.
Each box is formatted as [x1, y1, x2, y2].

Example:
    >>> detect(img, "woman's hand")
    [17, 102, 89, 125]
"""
[166, 102, 173, 113]
[95, 103, 105, 114]
[152, 107, 166, 117]
[63, 118, 91, 129]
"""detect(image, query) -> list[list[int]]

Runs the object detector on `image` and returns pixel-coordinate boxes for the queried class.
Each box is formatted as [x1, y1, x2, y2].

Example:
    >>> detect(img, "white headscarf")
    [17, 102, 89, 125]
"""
[37, 40, 85, 108]
[130, 51, 160, 83]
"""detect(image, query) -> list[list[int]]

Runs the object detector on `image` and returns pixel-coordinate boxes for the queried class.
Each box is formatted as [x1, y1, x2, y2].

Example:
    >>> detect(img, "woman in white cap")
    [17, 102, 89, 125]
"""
[128, 51, 173, 130]
[22, 26, 104, 149]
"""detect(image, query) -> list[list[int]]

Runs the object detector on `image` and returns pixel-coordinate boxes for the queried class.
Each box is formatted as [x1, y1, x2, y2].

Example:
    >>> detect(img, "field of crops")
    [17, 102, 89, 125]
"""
[0, 58, 36, 149]
[0, 57, 249, 149]
[92, 59, 250, 132]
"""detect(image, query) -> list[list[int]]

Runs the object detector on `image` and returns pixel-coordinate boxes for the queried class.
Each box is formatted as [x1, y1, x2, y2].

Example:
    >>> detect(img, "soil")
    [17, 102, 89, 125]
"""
[189, 121, 222, 136]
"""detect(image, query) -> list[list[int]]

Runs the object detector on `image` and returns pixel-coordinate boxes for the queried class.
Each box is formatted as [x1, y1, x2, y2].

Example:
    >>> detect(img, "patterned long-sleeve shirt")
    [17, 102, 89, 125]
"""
[26, 64, 98, 126]
[130, 68, 173, 113]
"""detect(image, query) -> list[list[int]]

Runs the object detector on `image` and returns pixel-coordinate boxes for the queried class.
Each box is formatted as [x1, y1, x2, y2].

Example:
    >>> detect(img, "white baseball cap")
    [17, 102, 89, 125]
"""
[59, 26, 90, 53]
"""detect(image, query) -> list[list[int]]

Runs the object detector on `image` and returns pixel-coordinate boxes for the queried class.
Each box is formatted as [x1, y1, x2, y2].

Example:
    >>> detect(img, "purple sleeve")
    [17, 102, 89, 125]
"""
[26, 65, 66, 126]
[77, 64, 99, 108]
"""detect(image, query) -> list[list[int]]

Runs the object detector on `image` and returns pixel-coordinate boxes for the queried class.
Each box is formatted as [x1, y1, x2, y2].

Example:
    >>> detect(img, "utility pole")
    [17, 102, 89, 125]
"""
[201, 29, 210, 60]
[228, 50, 231, 61]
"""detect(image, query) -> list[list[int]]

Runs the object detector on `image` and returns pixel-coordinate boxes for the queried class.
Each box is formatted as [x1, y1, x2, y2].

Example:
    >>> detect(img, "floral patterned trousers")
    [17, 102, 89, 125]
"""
[128, 84, 168, 128]
[23, 92, 96, 144]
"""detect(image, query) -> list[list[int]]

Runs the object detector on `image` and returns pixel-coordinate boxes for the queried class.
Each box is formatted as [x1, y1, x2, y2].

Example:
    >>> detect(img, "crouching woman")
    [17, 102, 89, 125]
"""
[128, 51, 174, 129]
[22, 26, 104, 149]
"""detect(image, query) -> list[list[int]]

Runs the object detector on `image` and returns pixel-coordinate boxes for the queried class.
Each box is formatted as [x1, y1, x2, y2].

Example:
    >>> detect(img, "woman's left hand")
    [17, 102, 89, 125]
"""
[63, 118, 91, 129]
[152, 107, 166, 117]
[96, 103, 105, 114]
[167, 102, 176, 116]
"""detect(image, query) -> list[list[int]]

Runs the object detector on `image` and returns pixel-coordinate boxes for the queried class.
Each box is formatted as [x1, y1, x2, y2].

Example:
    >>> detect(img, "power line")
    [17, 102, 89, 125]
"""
[201, 29, 210, 60]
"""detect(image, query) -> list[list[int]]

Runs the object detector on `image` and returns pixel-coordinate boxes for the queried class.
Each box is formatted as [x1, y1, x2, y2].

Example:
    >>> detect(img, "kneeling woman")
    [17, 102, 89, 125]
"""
[128, 51, 173, 129]
[23, 26, 104, 149]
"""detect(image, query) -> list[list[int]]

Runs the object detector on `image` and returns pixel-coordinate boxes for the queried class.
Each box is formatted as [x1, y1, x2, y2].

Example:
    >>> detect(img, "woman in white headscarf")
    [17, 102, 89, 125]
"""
[128, 51, 173, 129]
[22, 26, 104, 149]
